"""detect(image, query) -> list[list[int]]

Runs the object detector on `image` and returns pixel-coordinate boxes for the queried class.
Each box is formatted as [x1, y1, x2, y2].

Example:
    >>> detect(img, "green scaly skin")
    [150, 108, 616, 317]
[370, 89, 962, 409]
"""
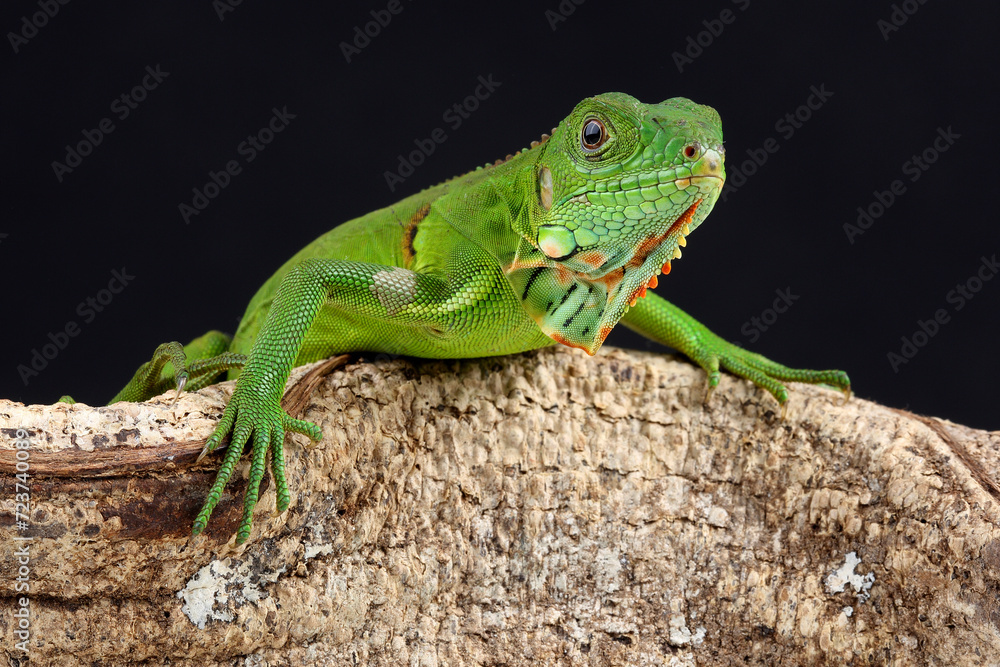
[106, 93, 849, 544]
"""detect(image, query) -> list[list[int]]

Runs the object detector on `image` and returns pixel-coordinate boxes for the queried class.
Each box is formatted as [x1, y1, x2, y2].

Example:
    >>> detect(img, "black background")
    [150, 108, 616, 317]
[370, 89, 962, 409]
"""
[3, 1, 998, 429]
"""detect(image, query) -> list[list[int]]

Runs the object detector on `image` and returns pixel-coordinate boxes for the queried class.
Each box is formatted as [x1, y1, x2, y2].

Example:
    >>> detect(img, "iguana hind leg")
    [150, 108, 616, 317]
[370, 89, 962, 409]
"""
[109, 330, 245, 403]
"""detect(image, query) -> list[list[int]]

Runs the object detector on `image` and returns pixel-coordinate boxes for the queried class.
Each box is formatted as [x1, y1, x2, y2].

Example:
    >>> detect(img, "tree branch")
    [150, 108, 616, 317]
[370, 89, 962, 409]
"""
[1, 346, 997, 665]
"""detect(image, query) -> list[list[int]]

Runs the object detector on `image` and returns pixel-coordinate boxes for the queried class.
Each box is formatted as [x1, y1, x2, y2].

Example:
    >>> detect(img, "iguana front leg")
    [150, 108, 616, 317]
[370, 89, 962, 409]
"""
[621, 291, 850, 409]
[192, 258, 457, 543]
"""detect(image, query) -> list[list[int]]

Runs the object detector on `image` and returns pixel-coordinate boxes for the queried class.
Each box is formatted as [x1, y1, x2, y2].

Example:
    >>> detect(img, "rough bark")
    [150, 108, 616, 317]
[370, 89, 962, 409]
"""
[0, 346, 998, 666]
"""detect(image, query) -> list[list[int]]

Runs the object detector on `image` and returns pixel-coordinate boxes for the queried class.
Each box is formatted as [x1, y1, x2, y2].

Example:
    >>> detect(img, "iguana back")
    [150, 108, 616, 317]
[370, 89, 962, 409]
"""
[230, 170, 554, 367]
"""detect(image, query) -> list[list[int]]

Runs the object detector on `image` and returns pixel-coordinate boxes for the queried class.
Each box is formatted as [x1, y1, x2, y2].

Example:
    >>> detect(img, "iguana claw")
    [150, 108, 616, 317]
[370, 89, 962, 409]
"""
[170, 374, 188, 407]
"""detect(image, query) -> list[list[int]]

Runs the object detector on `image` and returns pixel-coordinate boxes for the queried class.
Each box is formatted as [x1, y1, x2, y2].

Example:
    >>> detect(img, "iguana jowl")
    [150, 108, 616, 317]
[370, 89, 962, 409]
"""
[106, 93, 850, 543]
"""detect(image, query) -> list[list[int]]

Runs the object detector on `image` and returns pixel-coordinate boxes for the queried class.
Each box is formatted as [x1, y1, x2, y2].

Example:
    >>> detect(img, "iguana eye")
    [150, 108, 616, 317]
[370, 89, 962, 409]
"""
[682, 142, 701, 160]
[581, 119, 607, 150]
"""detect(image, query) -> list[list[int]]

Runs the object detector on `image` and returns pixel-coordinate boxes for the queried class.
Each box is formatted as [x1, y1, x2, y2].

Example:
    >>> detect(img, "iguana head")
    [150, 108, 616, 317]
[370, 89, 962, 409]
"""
[507, 93, 725, 354]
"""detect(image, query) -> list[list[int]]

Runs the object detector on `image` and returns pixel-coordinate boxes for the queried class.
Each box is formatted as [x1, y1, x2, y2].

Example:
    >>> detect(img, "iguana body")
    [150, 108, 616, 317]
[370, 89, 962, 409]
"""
[108, 93, 849, 543]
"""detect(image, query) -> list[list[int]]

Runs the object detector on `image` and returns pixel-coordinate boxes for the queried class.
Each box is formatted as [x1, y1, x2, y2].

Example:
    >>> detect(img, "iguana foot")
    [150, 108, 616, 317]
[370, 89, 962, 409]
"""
[688, 331, 850, 412]
[109, 332, 244, 404]
[192, 381, 321, 543]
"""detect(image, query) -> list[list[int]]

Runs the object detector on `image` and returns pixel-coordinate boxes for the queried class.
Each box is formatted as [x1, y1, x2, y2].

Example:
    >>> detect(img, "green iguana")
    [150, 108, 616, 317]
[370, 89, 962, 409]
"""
[99, 93, 850, 543]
